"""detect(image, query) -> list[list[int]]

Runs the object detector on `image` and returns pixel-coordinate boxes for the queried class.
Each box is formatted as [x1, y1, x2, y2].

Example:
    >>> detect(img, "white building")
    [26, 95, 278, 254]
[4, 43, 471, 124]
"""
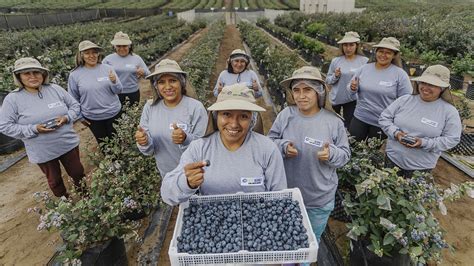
[300, 0, 363, 13]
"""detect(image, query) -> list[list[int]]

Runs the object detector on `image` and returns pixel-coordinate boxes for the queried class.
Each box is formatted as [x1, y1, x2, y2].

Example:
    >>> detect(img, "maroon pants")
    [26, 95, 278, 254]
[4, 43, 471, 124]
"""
[37, 146, 85, 197]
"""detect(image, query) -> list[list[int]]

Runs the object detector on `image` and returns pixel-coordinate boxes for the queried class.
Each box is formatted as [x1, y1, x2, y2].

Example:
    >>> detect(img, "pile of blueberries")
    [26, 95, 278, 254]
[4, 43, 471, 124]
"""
[177, 197, 309, 254]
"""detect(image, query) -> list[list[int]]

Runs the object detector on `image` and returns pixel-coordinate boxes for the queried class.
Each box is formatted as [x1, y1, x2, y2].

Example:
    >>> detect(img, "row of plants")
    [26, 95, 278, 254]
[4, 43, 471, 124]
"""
[0, 0, 168, 9]
[194, 0, 225, 9]
[274, 5, 473, 74]
[0, 15, 205, 92]
[180, 21, 226, 106]
[238, 21, 300, 111]
[337, 138, 474, 265]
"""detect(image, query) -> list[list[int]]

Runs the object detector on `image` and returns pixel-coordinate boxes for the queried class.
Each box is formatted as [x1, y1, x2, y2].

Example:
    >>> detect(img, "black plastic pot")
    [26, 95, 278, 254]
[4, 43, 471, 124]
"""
[330, 190, 351, 223]
[450, 75, 464, 90]
[466, 82, 474, 100]
[80, 237, 128, 266]
[0, 91, 24, 155]
[350, 240, 411, 266]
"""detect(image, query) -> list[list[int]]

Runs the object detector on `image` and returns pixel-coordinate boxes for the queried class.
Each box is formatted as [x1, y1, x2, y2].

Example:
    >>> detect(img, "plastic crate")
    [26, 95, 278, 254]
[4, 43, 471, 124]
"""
[169, 188, 318, 265]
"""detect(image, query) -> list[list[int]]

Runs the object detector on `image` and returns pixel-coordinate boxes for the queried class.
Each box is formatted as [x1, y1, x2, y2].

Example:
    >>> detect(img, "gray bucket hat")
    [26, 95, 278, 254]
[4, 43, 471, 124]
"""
[337, 31, 361, 44]
[111, 31, 132, 46]
[12, 57, 49, 86]
[280, 66, 325, 89]
[412, 65, 454, 104]
[78, 40, 102, 52]
[208, 83, 265, 112]
[373, 37, 400, 52]
[146, 59, 187, 80]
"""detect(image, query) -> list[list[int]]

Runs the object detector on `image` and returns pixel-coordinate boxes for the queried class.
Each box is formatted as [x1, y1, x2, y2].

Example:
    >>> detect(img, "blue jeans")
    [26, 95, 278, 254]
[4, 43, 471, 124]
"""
[306, 200, 335, 243]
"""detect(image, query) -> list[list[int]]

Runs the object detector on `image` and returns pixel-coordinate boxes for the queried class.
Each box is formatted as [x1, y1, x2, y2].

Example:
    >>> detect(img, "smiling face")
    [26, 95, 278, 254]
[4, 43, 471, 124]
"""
[217, 110, 252, 151]
[230, 58, 247, 74]
[115, 45, 130, 57]
[82, 48, 99, 67]
[418, 82, 443, 102]
[375, 48, 395, 67]
[156, 74, 183, 107]
[19, 70, 44, 90]
[292, 82, 320, 116]
[342, 42, 357, 57]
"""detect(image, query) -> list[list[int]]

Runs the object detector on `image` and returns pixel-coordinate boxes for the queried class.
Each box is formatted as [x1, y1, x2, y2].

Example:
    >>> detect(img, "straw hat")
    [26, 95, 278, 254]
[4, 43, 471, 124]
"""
[373, 37, 400, 52]
[208, 83, 265, 112]
[146, 59, 187, 80]
[280, 66, 325, 89]
[412, 65, 454, 104]
[78, 40, 101, 52]
[337, 31, 361, 44]
[12, 57, 49, 86]
[111, 31, 132, 46]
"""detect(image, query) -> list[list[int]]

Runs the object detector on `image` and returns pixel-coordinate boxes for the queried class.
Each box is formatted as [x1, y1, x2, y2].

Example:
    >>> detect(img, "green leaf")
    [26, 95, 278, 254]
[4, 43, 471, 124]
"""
[67, 234, 78, 242]
[383, 234, 395, 246]
[377, 194, 386, 205]
[410, 246, 423, 256]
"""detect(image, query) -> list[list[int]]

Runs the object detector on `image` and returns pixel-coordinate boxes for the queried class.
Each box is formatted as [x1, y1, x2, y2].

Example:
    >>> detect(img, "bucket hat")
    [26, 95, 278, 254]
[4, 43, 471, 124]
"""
[229, 49, 250, 62]
[373, 37, 400, 52]
[146, 59, 187, 80]
[412, 65, 454, 104]
[280, 66, 325, 89]
[78, 40, 102, 52]
[208, 83, 265, 112]
[12, 57, 49, 86]
[111, 31, 132, 46]
[337, 31, 361, 44]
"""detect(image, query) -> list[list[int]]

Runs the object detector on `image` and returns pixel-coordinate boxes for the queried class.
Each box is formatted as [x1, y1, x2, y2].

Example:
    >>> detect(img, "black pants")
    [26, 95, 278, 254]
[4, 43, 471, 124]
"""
[349, 116, 387, 141]
[86, 112, 121, 145]
[384, 156, 432, 179]
[118, 90, 140, 107]
[332, 100, 356, 128]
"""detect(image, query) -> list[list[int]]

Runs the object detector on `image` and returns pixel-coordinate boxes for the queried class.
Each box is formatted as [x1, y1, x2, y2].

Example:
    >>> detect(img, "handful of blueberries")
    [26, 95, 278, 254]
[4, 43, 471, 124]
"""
[177, 197, 309, 254]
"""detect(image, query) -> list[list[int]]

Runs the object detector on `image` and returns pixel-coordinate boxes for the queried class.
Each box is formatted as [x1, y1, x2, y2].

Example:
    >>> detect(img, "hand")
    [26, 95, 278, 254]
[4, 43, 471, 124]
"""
[171, 123, 187, 144]
[36, 124, 56, 133]
[109, 70, 117, 84]
[396, 131, 422, 148]
[405, 137, 422, 148]
[135, 126, 148, 146]
[80, 119, 91, 127]
[286, 142, 298, 158]
[184, 161, 208, 189]
[317, 143, 330, 161]
[252, 79, 258, 91]
[335, 67, 341, 78]
[350, 77, 358, 92]
[395, 131, 407, 143]
[217, 82, 224, 94]
[136, 66, 145, 78]
[56, 116, 68, 128]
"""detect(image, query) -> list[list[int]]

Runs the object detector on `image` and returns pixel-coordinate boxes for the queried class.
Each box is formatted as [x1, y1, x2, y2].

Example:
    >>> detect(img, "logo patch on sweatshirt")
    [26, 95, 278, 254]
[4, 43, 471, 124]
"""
[48, 101, 63, 108]
[421, 117, 438, 128]
[304, 137, 323, 147]
[379, 81, 393, 86]
[97, 76, 109, 82]
[125, 64, 136, 69]
[169, 123, 188, 131]
[241, 177, 263, 186]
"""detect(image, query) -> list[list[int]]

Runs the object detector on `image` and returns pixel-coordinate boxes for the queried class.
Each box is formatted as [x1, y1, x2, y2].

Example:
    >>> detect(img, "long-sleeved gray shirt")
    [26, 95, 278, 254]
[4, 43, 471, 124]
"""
[137, 96, 208, 177]
[68, 64, 123, 120]
[268, 106, 350, 208]
[103, 53, 150, 94]
[213, 70, 263, 98]
[0, 84, 80, 163]
[349, 63, 412, 126]
[326, 55, 368, 105]
[161, 131, 288, 206]
[379, 94, 462, 170]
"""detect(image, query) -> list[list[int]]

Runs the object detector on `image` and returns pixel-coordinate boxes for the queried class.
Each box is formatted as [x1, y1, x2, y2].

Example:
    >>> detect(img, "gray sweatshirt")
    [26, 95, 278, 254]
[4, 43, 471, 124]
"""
[213, 70, 263, 98]
[326, 55, 368, 105]
[103, 53, 150, 94]
[379, 94, 462, 170]
[268, 106, 350, 208]
[161, 131, 288, 206]
[0, 84, 80, 163]
[137, 96, 208, 177]
[349, 63, 412, 126]
[68, 64, 123, 120]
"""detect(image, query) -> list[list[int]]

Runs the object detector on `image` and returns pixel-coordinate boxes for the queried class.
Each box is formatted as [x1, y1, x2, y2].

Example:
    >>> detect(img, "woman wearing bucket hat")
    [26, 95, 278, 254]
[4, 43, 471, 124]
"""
[326, 32, 368, 128]
[379, 65, 462, 178]
[134, 59, 208, 178]
[348, 37, 412, 141]
[161, 83, 287, 206]
[103, 31, 150, 106]
[0, 57, 85, 197]
[213, 49, 263, 98]
[268, 66, 350, 242]
[68, 40, 123, 145]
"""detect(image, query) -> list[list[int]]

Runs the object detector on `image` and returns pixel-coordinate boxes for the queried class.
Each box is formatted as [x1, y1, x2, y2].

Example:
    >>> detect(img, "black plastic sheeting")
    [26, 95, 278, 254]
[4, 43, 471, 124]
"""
[449, 133, 474, 156]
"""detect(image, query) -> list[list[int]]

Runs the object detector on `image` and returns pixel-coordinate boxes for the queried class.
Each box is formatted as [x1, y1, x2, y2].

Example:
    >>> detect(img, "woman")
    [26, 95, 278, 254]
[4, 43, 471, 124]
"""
[348, 37, 412, 141]
[326, 31, 368, 128]
[268, 66, 350, 242]
[379, 65, 462, 178]
[0, 57, 84, 197]
[213, 49, 263, 98]
[103, 31, 150, 106]
[135, 59, 208, 178]
[161, 84, 287, 206]
[68, 40, 123, 145]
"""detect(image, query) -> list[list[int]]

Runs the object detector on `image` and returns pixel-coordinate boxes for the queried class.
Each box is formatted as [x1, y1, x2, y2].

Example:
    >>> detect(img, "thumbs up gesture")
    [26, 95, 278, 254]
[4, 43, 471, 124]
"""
[109, 70, 117, 83]
[184, 160, 208, 189]
[251, 79, 258, 92]
[135, 125, 148, 146]
[136, 66, 145, 78]
[217, 82, 224, 94]
[335, 67, 341, 78]
[350, 77, 358, 92]
[317, 143, 330, 161]
[171, 123, 187, 144]
[285, 142, 298, 158]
